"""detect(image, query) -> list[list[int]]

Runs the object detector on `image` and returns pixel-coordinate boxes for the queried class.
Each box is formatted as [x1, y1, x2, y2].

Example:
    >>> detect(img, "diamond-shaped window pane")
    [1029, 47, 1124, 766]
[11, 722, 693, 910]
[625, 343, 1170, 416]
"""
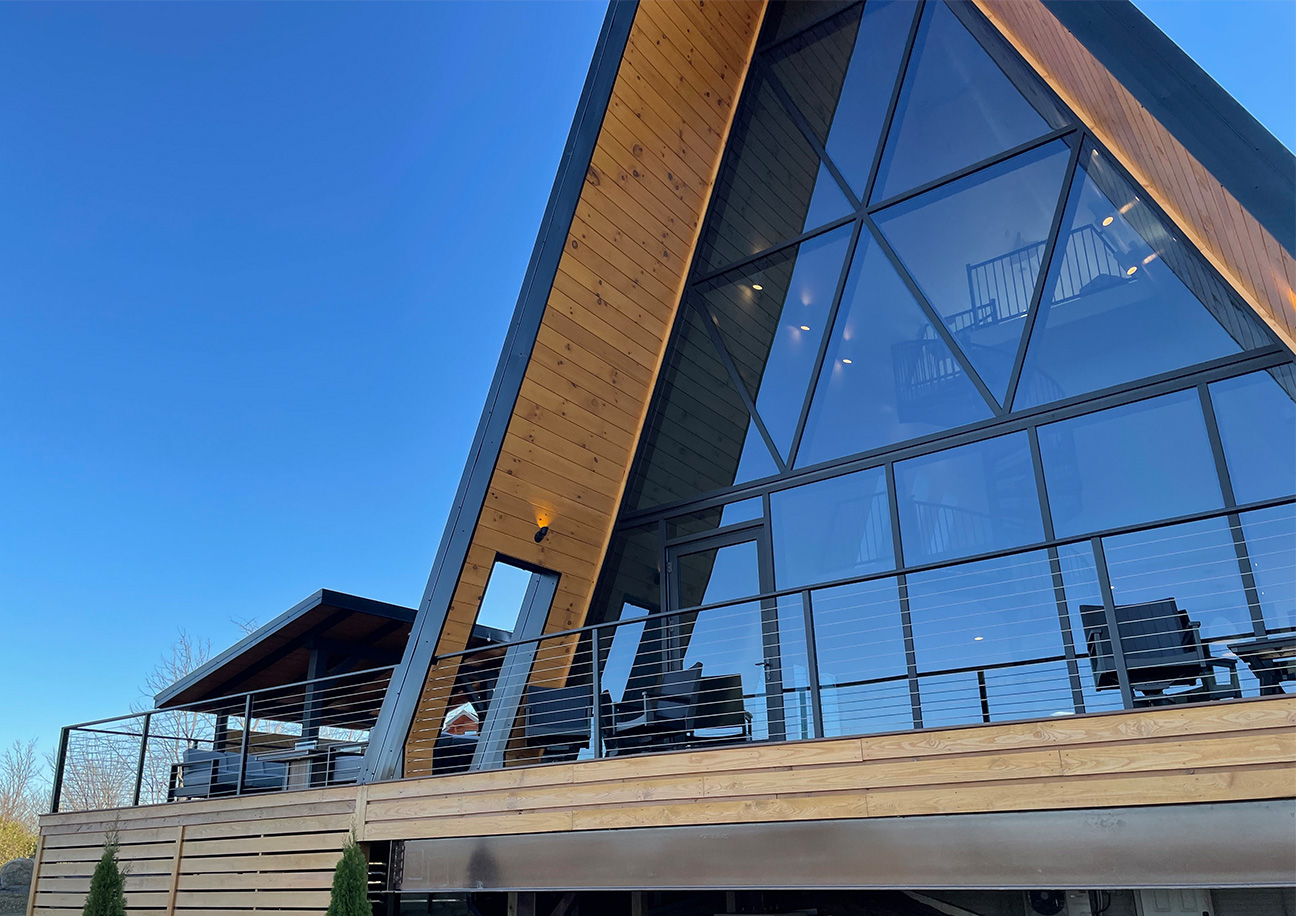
[1014, 149, 1272, 409]
[770, 0, 916, 197]
[699, 225, 854, 461]
[694, 72, 852, 275]
[796, 235, 993, 468]
[874, 139, 1072, 404]
[872, 1, 1066, 201]
[624, 307, 778, 511]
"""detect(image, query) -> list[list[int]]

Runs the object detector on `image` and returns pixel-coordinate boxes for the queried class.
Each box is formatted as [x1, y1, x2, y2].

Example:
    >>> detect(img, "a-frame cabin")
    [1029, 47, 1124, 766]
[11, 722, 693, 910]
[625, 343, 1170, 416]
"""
[32, 2, 1296, 914]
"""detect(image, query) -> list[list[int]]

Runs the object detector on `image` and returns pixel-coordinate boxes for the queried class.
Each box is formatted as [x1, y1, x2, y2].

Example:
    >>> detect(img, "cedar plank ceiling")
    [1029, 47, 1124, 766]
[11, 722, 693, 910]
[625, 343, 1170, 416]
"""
[404, 0, 767, 774]
[975, 0, 1296, 351]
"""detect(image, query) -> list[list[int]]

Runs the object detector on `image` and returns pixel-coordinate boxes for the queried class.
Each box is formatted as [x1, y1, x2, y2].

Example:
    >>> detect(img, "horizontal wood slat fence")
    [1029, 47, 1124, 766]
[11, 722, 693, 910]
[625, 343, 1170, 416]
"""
[31, 787, 357, 915]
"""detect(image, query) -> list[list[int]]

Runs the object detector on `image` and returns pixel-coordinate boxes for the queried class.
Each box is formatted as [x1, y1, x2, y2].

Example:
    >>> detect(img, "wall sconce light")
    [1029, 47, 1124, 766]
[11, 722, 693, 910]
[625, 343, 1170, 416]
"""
[534, 525, 550, 543]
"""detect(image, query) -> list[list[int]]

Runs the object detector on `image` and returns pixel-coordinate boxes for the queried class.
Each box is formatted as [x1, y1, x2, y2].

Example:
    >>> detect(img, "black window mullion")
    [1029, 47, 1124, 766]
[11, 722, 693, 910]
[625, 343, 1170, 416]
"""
[885, 461, 923, 728]
[865, 125, 1076, 216]
[862, 0, 926, 206]
[764, 68, 861, 210]
[788, 218, 865, 468]
[862, 212, 1006, 416]
[614, 348, 1290, 529]
[1198, 383, 1268, 637]
[691, 298, 789, 473]
[689, 214, 856, 287]
[1003, 133, 1087, 410]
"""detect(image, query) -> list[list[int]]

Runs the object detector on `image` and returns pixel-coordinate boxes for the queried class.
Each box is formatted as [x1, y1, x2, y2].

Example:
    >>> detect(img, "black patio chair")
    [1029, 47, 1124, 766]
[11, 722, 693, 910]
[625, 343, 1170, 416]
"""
[522, 684, 591, 762]
[1080, 598, 1241, 706]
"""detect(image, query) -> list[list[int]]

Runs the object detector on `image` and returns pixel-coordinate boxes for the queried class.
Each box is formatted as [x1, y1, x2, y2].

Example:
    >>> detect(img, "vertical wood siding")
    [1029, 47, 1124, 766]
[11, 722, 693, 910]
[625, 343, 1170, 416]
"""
[403, 0, 767, 774]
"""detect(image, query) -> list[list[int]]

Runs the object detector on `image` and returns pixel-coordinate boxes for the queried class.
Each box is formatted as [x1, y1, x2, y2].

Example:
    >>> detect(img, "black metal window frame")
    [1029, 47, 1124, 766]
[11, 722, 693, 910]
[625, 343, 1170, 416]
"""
[618, 0, 1290, 531]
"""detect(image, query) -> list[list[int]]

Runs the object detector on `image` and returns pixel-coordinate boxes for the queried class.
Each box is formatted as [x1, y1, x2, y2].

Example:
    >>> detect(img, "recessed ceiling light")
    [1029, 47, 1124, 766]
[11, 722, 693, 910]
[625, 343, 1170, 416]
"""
[841, 358, 852, 364]
[799, 325, 811, 331]
[973, 636, 984, 641]
[752, 284, 763, 290]
[1126, 266, 1138, 276]
[1101, 216, 1114, 227]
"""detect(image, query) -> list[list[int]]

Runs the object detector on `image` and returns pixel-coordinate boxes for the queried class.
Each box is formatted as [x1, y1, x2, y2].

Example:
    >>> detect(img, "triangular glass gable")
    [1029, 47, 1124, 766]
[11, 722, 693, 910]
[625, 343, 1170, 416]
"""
[770, 0, 917, 198]
[796, 233, 993, 468]
[694, 71, 853, 275]
[623, 306, 779, 511]
[874, 139, 1072, 404]
[871, 1, 1067, 202]
[1014, 148, 1273, 409]
[699, 225, 854, 461]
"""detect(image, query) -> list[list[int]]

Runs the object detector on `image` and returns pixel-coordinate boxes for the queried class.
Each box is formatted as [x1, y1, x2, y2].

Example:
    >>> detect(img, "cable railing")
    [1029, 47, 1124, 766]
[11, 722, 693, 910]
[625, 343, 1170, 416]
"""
[404, 502, 1294, 777]
[50, 665, 395, 813]
[52, 505, 1294, 799]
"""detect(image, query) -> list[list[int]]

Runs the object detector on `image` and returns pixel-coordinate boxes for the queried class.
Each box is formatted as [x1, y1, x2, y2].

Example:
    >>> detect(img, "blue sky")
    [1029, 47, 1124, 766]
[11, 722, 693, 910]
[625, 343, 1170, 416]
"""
[0, 1, 1291, 762]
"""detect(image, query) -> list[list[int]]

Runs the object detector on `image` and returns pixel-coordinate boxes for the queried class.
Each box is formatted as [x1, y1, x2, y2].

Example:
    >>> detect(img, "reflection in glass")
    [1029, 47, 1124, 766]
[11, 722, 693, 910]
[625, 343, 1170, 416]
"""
[1039, 390, 1221, 538]
[623, 308, 778, 510]
[811, 578, 911, 736]
[872, 1, 1063, 200]
[695, 72, 852, 274]
[667, 497, 764, 541]
[1101, 517, 1260, 695]
[896, 431, 1043, 565]
[675, 540, 760, 610]
[476, 562, 537, 634]
[906, 551, 1065, 679]
[1056, 542, 1126, 714]
[585, 525, 659, 630]
[699, 226, 853, 460]
[1015, 150, 1271, 408]
[875, 140, 1072, 401]
[770, 0, 915, 195]
[770, 467, 894, 589]
[676, 595, 810, 743]
[796, 236, 992, 467]
[600, 603, 651, 705]
[1239, 505, 1296, 633]
[1210, 368, 1296, 504]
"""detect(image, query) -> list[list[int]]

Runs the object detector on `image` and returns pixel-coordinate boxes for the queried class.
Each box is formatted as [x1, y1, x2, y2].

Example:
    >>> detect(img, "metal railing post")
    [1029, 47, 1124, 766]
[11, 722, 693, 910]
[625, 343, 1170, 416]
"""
[50, 727, 70, 813]
[236, 693, 253, 796]
[132, 712, 152, 807]
[1091, 537, 1137, 709]
[800, 590, 825, 740]
[590, 628, 603, 759]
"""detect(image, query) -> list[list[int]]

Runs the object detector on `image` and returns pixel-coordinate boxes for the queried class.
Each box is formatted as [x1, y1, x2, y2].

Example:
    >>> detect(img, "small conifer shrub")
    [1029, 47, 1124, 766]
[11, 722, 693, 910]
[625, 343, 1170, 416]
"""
[82, 830, 127, 916]
[326, 835, 373, 916]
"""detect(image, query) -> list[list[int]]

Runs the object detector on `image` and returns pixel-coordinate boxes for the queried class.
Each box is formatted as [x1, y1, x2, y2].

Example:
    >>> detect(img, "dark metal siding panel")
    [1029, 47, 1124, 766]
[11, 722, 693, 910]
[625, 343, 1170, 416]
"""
[1041, 0, 1296, 256]
[361, 0, 641, 784]
[397, 800, 1296, 890]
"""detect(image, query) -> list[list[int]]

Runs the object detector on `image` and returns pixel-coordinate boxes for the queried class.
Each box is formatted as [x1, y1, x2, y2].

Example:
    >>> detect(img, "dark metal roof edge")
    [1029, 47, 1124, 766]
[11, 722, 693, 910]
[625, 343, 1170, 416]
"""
[1040, 0, 1296, 256]
[153, 589, 327, 706]
[153, 589, 418, 707]
[360, 0, 641, 784]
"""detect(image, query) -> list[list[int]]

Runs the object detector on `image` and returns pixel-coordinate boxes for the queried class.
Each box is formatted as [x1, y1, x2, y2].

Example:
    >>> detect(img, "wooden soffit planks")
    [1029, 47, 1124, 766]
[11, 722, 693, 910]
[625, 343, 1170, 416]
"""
[975, 0, 1296, 352]
[403, 0, 767, 774]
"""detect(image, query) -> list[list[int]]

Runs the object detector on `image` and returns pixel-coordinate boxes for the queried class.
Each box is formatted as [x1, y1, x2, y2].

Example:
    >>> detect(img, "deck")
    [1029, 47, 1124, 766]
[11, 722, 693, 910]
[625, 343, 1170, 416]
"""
[30, 695, 1296, 912]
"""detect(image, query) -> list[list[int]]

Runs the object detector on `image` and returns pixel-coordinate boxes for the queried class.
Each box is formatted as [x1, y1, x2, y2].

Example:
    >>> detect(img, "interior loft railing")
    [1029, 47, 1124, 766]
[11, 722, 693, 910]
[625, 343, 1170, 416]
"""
[963, 223, 1132, 333]
[49, 665, 395, 813]
[893, 223, 1133, 416]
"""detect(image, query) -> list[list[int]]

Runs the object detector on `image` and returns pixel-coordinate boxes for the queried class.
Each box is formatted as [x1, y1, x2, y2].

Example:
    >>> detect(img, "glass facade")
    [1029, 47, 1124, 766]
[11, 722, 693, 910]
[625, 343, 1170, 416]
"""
[561, 0, 1295, 760]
